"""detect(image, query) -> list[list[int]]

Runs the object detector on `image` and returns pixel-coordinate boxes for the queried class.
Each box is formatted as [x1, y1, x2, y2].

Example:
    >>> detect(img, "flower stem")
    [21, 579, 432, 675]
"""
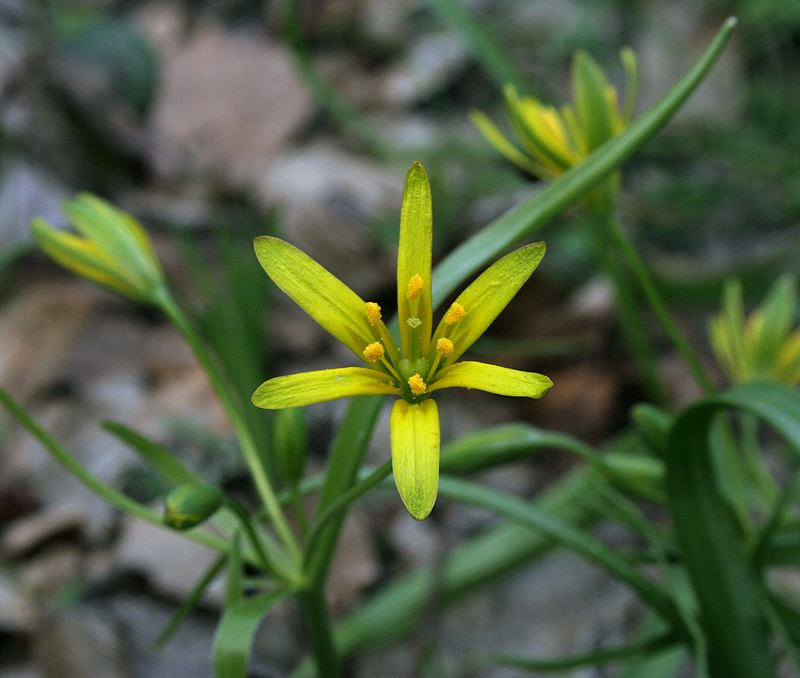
[298, 586, 342, 678]
[601, 209, 716, 395]
[587, 214, 665, 403]
[156, 292, 302, 565]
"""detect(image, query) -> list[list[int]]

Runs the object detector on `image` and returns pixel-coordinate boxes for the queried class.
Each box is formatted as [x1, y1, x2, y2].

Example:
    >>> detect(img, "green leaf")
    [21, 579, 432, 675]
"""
[155, 553, 227, 649]
[497, 630, 677, 672]
[436, 476, 682, 629]
[630, 403, 673, 458]
[102, 421, 200, 487]
[439, 422, 597, 474]
[225, 533, 243, 607]
[432, 17, 738, 306]
[213, 589, 287, 678]
[664, 382, 800, 678]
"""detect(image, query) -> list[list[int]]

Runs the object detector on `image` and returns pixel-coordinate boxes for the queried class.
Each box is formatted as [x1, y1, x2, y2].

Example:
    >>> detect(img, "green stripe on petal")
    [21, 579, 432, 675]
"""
[252, 367, 400, 409]
[433, 242, 545, 365]
[397, 162, 433, 356]
[429, 361, 552, 398]
[254, 236, 376, 358]
[391, 398, 440, 520]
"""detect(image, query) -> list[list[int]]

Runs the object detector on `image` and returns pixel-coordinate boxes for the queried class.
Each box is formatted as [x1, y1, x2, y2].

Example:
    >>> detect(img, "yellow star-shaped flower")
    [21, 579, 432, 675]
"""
[252, 162, 552, 519]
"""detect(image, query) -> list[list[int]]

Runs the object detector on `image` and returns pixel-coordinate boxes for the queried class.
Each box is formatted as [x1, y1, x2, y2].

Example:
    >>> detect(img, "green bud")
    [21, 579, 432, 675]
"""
[273, 408, 308, 487]
[630, 403, 673, 458]
[602, 453, 665, 504]
[31, 193, 166, 303]
[164, 484, 224, 530]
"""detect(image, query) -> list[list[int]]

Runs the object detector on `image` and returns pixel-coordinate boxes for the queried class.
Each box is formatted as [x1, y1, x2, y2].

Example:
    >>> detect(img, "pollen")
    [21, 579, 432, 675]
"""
[366, 302, 382, 326]
[408, 373, 427, 396]
[406, 274, 424, 301]
[444, 302, 466, 325]
[436, 337, 454, 357]
[407, 317, 422, 328]
[363, 341, 385, 362]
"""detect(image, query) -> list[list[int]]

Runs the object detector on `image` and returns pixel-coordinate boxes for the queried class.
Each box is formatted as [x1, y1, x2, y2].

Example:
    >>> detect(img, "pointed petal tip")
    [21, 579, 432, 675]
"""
[405, 497, 436, 521]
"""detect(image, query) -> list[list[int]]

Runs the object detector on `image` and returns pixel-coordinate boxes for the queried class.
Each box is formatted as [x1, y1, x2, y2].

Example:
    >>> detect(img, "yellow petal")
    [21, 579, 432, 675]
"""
[504, 86, 572, 173]
[390, 399, 440, 520]
[254, 236, 376, 358]
[252, 367, 400, 409]
[432, 242, 545, 365]
[397, 162, 433, 356]
[31, 218, 145, 299]
[469, 110, 546, 177]
[429, 361, 552, 398]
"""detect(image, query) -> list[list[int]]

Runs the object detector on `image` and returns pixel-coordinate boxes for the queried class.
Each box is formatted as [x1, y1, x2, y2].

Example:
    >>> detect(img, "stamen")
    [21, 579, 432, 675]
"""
[408, 373, 427, 396]
[436, 338, 454, 357]
[366, 302, 382, 326]
[363, 341, 385, 362]
[407, 317, 422, 328]
[444, 302, 466, 325]
[406, 275, 424, 301]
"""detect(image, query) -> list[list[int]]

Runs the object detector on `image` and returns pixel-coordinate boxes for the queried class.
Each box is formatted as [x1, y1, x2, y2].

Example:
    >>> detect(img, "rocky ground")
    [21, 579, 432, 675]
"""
[0, 0, 796, 676]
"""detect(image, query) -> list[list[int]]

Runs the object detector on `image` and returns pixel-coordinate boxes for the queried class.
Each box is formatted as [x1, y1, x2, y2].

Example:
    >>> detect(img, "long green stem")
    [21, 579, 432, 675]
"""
[224, 498, 295, 583]
[0, 383, 236, 555]
[157, 293, 301, 563]
[299, 586, 343, 678]
[589, 211, 666, 402]
[602, 210, 716, 394]
[303, 460, 393, 570]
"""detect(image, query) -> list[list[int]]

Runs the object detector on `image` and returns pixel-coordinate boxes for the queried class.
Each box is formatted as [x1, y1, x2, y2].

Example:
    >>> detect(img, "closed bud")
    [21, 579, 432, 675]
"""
[273, 407, 308, 487]
[164, 485, 224, 530]
[630, 403, 672, 458]
[31, 193, 166, 304]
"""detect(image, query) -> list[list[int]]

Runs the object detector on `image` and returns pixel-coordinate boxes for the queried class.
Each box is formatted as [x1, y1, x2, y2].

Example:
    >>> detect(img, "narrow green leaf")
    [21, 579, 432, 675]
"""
[436, 475, 682, 629]
[665, 382, 800, 678]
[155, 552, 227, 649]
[497, 630, 677, 672]
[102, 421, 200, 486]
[213, 589, 287, 678]
[225, 532, 243, 607]
[440, 422, 598, 474]
[432, 18, 737, 306]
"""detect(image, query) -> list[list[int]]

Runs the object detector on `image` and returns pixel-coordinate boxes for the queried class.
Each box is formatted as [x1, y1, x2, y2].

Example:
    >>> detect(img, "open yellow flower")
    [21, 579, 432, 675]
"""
[252, 162, 552, 519]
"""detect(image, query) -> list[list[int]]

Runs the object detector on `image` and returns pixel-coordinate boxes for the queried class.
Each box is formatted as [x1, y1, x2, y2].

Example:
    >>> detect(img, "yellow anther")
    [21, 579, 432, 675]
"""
[406, 274, 424, 301]
[436, 337, 454, 357]
[366, 302, 382, 326]
[363, 341, 385, 362]
[408, 373, 427, 396]
[444, 302, 466, 325]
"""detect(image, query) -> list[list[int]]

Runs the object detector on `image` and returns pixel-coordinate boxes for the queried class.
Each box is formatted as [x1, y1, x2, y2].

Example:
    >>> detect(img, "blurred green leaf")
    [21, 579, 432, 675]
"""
[213, 589, 287, 678]
[665, 382, 800, 678]
[103, 421, 201, 487]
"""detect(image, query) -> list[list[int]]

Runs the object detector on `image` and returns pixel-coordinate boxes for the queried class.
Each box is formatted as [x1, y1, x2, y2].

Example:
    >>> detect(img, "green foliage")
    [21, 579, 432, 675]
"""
[10, 9, 800, 678]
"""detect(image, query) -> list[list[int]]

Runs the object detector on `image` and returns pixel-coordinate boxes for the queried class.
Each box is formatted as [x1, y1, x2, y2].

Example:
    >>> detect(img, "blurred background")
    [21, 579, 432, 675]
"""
[0, 0, 799, 676]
